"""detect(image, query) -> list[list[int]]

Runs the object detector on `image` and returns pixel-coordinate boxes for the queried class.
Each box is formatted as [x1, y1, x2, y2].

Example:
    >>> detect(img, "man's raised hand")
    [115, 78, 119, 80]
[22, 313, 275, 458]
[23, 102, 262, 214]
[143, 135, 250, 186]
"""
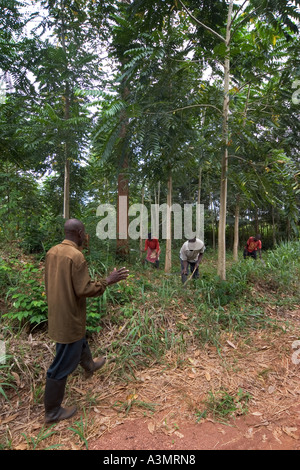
[106, 267, 129, 286]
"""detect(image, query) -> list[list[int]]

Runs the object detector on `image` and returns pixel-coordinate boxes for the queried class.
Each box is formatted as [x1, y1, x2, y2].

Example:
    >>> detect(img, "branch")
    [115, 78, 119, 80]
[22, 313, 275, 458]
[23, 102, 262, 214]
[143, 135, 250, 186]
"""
[178, 0, 226, 44]
[168, 104, 223, 115]
[144, 104, 223, 116]
[229, 0, 249, 29]
[230, 4, 266, 40]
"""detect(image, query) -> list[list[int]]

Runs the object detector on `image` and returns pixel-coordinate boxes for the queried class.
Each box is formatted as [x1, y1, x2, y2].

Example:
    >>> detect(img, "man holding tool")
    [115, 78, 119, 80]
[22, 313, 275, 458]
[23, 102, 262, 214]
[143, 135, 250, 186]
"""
[180, 236, 205, 284]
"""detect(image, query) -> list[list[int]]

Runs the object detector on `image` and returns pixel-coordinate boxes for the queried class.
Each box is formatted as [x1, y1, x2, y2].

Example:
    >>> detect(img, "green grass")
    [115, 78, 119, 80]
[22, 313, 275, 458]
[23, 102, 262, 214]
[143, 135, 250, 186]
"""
[196, 388, 252, 423]
[0, 241, 299, 404]
[21, 425, 60, 450]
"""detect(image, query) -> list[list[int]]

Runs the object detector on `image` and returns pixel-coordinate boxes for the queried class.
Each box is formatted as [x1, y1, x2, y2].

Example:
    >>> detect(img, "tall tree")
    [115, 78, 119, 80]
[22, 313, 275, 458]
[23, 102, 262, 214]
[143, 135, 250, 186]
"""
[29, 0, 111, 219]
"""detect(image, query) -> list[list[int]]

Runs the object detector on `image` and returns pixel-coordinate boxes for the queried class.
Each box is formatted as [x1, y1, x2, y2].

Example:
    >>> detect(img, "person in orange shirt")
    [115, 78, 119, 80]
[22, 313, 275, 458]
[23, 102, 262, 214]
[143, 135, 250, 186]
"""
[144, 233, 160, 269]
[243, 234, 262, 260]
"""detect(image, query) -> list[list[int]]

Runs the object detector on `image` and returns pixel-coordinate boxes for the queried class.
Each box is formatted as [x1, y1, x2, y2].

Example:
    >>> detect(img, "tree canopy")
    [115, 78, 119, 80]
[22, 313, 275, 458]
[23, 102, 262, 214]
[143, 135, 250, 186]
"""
[0, 0, 299, 276]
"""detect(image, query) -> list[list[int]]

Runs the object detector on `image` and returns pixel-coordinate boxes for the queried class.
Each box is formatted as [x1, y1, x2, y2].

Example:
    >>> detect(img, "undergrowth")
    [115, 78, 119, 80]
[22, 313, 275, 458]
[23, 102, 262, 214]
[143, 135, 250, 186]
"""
[0, 241, 299, 415]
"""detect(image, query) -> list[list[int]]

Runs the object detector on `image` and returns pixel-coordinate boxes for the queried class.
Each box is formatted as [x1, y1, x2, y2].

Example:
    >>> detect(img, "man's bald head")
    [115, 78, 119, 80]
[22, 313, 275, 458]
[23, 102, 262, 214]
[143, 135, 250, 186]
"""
[64, 219, 86, 246]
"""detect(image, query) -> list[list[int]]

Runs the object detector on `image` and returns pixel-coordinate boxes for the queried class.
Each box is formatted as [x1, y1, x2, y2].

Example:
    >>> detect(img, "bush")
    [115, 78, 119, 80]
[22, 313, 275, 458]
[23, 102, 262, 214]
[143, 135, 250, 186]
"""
[4, 264, 48, 327]
[0, 259, 14, 297]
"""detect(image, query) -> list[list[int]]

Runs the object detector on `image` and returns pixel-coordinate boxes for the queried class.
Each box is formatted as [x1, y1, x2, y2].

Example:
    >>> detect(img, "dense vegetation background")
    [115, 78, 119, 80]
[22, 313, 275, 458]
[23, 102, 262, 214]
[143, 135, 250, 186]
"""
[0, 0, 299, 266]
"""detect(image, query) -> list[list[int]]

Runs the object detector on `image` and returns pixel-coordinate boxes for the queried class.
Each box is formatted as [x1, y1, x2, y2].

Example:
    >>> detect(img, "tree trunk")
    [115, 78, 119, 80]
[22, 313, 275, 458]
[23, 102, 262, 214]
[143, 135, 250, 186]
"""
[198, 167, 202, 205]
[63, 86, 70, 220]
[116, 12, 131, 258]
[255, 207, 259, 234]
[165, 174, 172, 273]
[116, 158, 129, 259]
[232, 85, 251, 257]
[233, 194, 240, 261]
[210, 192, 216, 251]
[272, 205, 276, 246]
[116, 76, 130, 258]
[217, 0, 233, 280]
[63, 157, 70, 220]
[60, 4, 70, 220]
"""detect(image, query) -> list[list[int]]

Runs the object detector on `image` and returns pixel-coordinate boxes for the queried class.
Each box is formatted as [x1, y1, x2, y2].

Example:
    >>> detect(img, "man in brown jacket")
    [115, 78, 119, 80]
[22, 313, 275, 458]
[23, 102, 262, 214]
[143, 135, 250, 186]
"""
[44, 218, 129, 424]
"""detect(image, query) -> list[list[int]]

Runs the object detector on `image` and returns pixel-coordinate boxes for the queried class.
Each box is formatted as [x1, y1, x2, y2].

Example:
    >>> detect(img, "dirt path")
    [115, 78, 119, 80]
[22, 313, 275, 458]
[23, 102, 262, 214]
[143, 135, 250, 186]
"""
[2, 309, 300, 451]
[87, 323, 300, 451]
[89, 410, 300, 451]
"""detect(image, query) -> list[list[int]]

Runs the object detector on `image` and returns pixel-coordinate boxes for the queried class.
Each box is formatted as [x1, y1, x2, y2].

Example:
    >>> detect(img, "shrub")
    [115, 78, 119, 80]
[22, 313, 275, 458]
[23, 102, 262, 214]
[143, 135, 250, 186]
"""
[4, 264, 48, 327]
[0, 259, 13, 297]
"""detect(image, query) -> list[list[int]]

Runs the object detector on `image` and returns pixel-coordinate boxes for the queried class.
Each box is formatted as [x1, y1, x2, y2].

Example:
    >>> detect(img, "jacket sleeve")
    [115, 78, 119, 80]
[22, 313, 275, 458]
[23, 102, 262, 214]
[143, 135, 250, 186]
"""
[72, 259, 107, 298]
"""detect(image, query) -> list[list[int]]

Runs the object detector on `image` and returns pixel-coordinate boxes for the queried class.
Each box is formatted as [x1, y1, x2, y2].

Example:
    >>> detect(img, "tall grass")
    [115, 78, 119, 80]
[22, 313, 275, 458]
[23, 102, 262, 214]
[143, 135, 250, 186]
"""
[181, 241, 300, 346]
[107, 308, 185, 379]
[1, 241, 299, 392]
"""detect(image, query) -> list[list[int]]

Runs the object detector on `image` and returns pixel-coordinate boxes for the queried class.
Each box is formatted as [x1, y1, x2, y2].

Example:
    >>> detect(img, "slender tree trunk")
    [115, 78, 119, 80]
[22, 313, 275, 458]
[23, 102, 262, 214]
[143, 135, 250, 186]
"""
[116, 154, 129, 259]
[197, 167, 202, 239]
[116, 0, 132, 258]
[63, 85, 70, 219]
[6, 162, 10, 222]
[272, 206, 276, 246]
[116, 82, 130, 258]
[60, 4, 70, 220]
[232, 85, 251, 258]
[116, 49, 131, 256]
[217, 0, 233, 280]
[255, 207, 259, 234]
[198, 167, 202, 205]
[233, 194, 240, 261]
[210, 192, 216, 251]
[153, 181, 160, 239]
[63, 157, 70, 220]
[157, 180, 160, 206]
[165, 174, 172, 273]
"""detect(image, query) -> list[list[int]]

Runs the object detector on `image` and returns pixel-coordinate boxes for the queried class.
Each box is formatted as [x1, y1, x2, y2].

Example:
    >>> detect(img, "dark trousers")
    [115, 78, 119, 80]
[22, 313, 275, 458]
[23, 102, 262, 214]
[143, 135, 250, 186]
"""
[180, 259, 199, 283]
[145, 259, 160, 269]
[243, 248, 257, 260]
[47, 337, 91, 381]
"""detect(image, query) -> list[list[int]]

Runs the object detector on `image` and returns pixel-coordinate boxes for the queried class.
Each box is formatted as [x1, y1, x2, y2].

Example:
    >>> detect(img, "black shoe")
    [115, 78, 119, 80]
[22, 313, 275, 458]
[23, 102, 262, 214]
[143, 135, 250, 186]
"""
[44, 377, 77, 424]
[83, 356, 106, 379]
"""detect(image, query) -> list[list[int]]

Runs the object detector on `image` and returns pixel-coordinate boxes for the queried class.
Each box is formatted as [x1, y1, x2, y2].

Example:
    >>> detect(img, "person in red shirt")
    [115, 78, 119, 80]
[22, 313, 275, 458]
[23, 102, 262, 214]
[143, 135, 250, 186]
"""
[243, 234, 262, 260]
[144, 233, 160, 268]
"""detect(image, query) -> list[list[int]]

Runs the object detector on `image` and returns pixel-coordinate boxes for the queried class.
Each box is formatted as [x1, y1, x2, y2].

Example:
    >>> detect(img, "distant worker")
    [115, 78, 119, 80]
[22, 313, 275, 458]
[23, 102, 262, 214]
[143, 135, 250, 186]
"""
[180, 236, 205, 283]
[243, 234, 262, 260]
[144, 232, 160, 269]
